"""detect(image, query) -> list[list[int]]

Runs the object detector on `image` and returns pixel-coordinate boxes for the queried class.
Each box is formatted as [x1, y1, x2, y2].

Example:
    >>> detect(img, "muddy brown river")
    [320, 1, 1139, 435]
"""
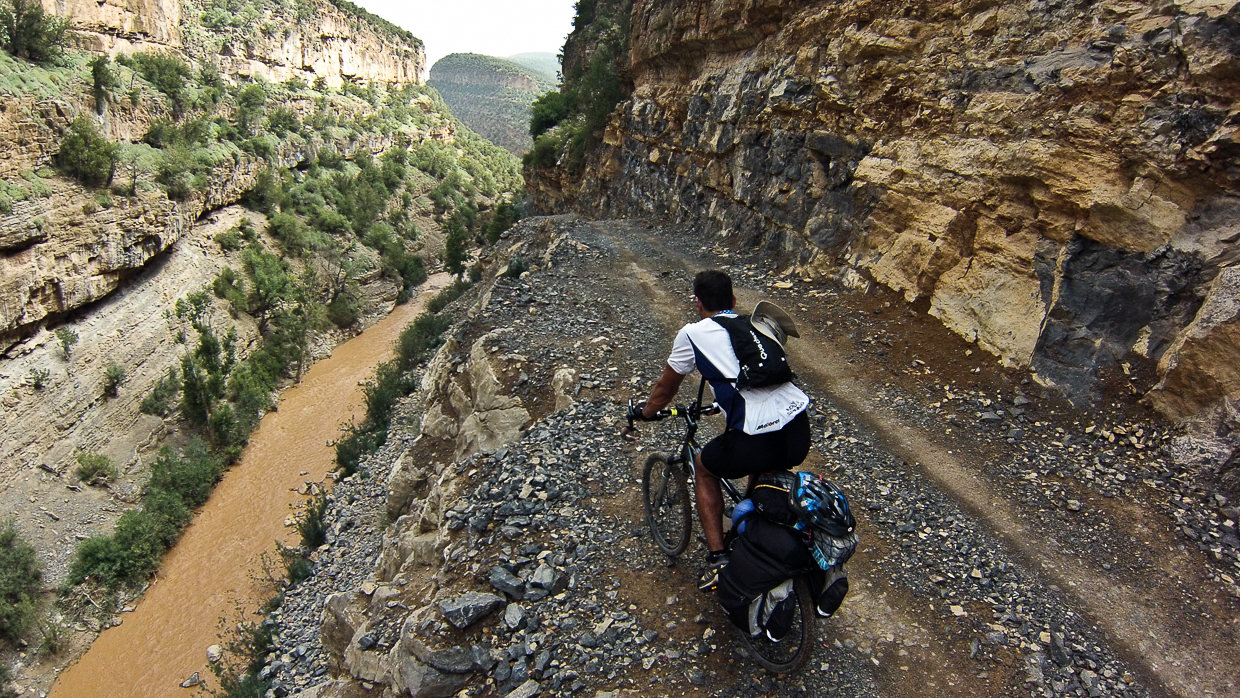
[53, 275, 449, 697]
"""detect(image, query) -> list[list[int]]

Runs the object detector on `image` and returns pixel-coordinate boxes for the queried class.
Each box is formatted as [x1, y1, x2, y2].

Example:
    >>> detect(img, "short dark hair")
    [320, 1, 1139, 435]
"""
[693, 270, 733, 312]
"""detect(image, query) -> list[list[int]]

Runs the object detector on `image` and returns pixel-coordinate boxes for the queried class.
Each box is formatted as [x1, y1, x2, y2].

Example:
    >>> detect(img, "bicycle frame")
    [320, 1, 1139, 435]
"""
[628, 378, 745, 504]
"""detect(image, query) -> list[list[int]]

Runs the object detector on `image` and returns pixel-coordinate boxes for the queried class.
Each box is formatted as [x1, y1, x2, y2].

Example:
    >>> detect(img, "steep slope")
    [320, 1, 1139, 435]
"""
[429, 53, 556, 155]
[0, 1, 522, 687]
[507, 51, 560, 83]
[525, 0, 1240, 424]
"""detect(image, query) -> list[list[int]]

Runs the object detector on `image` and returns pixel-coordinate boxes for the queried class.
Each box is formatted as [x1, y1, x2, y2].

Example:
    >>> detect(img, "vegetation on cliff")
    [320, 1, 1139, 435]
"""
[0, 0, 524, 670]
[0, 0, 70, 64]
[429, 52, 557, 156]
[524, 0, 632, 171]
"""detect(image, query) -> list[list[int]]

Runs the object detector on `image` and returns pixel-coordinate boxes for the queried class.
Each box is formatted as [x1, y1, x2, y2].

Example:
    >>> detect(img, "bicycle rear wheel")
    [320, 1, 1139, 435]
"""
[743, 575, 816, 674]
[642, 453, 692, 556]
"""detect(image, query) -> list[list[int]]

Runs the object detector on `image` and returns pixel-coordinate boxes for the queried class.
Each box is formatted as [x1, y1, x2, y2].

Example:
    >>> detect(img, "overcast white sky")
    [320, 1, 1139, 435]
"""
[349, 0, 578, 70]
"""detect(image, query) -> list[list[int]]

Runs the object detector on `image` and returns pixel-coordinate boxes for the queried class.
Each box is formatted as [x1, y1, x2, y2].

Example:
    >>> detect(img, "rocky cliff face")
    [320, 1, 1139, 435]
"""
[529, 0, 1240, 421]
[2, 1, 428, 348]
[48, 0, 423, 86]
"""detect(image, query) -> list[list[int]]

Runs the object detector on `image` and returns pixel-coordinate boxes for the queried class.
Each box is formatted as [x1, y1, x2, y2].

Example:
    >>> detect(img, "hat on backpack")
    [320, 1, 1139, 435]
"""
[751, 300, 800, 349]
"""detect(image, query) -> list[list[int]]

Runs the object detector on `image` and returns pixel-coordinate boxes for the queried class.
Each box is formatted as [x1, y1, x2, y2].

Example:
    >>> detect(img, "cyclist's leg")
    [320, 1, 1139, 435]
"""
[693, 449, 726, 554]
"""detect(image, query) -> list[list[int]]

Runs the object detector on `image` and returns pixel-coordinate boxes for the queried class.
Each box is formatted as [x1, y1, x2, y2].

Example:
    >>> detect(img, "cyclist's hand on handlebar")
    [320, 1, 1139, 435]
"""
[628, 400, 653, 422]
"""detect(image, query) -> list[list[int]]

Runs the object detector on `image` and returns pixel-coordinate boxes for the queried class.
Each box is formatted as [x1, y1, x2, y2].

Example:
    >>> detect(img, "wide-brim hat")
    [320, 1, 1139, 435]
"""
[751, 300, 799, 347]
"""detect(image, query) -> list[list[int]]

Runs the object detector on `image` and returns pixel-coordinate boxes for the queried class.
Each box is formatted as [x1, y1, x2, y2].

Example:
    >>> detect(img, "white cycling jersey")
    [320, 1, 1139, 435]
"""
[667, 310, 809, 435]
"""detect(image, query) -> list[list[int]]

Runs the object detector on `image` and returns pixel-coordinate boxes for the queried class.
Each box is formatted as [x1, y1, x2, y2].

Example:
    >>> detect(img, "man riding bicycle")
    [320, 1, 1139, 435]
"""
[630, 269, 811, 592]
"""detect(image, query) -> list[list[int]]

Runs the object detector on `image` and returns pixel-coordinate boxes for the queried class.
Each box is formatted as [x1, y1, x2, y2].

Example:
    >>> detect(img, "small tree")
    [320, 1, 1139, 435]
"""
[0, 0, 71, 63]
[28, 367, 50, 389]
[90, 55, 119, 113]
[103, 362, 125, 397]
[55, 327, 78, 358]
[56, 117, 119, 187]
[0, 519, 42, 643]
[443, 215, 468, 279]
[236, 82, 267, 133]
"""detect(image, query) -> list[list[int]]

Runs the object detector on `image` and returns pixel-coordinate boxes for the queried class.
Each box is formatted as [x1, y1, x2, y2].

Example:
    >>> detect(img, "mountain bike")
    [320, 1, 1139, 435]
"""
[623, 379, 816, 673]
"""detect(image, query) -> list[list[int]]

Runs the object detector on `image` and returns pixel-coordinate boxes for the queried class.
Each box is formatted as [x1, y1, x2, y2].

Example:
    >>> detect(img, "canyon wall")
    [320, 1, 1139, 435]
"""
[529, 0, 1240, 420]
[2, 1, 429, 347]
[46, 0, 424, 86]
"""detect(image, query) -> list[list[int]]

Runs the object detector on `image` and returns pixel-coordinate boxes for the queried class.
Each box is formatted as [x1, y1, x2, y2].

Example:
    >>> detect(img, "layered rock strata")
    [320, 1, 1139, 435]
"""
[529, 0, 1240, 420]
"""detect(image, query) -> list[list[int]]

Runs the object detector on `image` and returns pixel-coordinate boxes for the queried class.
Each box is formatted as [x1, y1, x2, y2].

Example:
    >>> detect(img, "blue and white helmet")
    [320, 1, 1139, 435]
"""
[791, 472, 854, 538]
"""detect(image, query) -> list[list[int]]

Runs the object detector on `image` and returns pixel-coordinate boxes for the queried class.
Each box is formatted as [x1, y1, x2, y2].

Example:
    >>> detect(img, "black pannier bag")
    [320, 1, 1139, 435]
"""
[717, 473, 858, 633]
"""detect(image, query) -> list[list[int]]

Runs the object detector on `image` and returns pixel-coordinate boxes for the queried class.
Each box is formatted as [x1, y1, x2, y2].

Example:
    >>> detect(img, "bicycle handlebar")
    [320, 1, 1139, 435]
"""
[621, 398, 721, 441]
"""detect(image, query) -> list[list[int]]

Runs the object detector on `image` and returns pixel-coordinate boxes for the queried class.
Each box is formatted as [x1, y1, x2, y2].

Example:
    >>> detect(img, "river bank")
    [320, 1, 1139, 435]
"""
[33, 273, 448, 697]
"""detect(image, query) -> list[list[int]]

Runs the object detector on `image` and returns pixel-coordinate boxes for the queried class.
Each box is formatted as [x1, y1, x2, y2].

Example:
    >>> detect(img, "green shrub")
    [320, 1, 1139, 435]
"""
[266, 212, 312, 256]
[529, 89, 568, 137]
[147, 440, 223, 509]
[443, 215, 468, 278]
[37, 617, 66, 658]
[104, 362, 125, 397]
[326, 292, 359, 328]
[506, 256, 528, 278]
[235, 82, 266, 133]
[0, 0, 71, 63]
[69, 439, 225, 588]
[90, 55, 119, 111]
[208, 403, 244, 451]
[297, 491, 327, 549]
[0, 519, 41, 643]
[28, 367, 49, 389]
[55, 327, 78, 358]
[427, 279, 470, 314]
[75, 451, 118, 486]
[265, 106, 300, 135]
[243, 167, 283, 214]
[524, 130, 565, 170]
[56, 117, 119, 187]
[139, 366, 180, 416]
[395, 313, 451, 368]
[334, 424, 379, 477]
[214, 227, 244, 251]
[157, 144, 201, 199]
[128, 52, 194, 116]
[485, 201, 520, 244]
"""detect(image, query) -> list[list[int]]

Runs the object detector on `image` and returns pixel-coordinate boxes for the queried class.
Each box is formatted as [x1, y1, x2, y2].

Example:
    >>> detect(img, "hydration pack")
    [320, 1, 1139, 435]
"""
[711, 314, 794, 390]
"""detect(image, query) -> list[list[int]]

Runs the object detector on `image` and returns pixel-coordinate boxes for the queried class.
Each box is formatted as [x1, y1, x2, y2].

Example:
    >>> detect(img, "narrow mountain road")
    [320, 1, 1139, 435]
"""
[263, 215, 1238, 697]
[594, 218, 1240, 697]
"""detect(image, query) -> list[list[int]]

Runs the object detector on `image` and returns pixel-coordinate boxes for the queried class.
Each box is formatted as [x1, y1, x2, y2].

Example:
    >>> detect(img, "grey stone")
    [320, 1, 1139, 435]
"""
[439, 592, 505, 630]
[504, 603, 528, 631]
[504, 679, 541, 698]
[490, 566, 526, 599]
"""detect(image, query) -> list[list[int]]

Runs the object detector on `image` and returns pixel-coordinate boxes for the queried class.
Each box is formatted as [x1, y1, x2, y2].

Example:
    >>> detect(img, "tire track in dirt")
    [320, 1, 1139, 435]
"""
[598, 218, 1238, 698]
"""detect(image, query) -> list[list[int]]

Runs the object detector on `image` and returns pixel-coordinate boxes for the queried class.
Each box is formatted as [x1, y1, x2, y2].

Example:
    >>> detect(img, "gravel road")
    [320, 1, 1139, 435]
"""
[267, 215, 1239, 697]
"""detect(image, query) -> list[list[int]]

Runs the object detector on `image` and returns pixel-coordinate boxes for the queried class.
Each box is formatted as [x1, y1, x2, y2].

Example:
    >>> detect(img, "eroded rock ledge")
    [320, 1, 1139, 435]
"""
[529, 0, 1240, 421]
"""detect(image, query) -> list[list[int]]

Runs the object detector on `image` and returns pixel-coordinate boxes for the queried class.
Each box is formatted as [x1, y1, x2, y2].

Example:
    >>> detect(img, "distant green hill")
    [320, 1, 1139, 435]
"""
[429, 53, 556, 156]
[507, 52, 560, 84]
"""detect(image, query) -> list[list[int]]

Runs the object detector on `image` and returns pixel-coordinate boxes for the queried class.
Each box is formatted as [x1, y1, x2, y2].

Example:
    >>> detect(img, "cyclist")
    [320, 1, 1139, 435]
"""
[631, 269, 811, 592]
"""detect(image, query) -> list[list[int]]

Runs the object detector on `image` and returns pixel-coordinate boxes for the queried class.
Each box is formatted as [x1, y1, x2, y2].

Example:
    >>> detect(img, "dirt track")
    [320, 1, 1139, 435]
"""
[595, 217, 1240, 697]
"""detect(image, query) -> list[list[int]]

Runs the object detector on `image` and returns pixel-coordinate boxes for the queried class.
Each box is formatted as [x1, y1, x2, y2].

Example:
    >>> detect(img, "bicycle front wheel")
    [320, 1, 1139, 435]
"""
[642, 453, 692, 556]
[743, 575, 816, 674]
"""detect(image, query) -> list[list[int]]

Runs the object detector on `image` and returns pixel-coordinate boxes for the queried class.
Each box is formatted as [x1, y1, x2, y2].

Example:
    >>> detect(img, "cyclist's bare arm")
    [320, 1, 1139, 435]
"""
[641, 364, 687, 419]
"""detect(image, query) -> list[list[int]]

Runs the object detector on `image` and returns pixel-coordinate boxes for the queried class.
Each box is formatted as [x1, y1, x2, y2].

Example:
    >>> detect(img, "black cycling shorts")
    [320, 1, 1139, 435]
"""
[701, 410, 811, 480]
